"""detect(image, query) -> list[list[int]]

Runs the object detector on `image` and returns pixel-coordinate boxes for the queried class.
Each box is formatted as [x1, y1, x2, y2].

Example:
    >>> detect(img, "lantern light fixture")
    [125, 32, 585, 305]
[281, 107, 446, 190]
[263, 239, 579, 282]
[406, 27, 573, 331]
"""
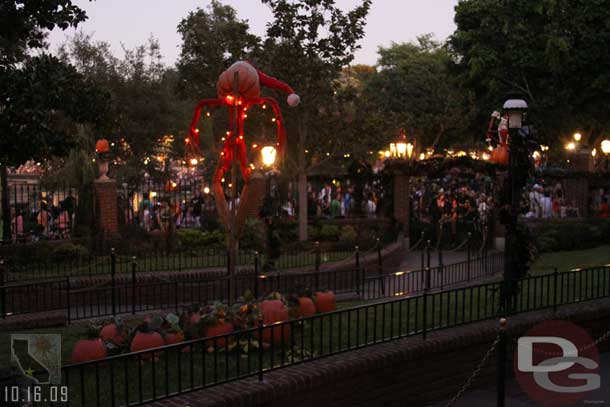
[503, 98, 528, 129]
[573, 132, 582, 142]
[601, 139, 610, 155]
[261, 145, 277, 167]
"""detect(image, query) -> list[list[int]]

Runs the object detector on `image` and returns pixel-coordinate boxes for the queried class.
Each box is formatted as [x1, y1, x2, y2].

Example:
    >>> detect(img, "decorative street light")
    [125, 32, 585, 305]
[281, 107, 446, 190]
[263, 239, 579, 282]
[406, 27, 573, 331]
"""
[389, 132, 414, 160]
[601, 139, 610, 171]
[260, 145, 278, 168]
[573, 132, 582, 143]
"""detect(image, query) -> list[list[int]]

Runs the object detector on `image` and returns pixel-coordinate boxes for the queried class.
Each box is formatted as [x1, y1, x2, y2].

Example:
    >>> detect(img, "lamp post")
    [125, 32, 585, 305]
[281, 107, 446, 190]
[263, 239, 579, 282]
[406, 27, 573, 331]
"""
[389, 131, 416, 248]
[258, 144, 280, 272]
[601, 139, 610, 171]
[496, 97, 530, 407]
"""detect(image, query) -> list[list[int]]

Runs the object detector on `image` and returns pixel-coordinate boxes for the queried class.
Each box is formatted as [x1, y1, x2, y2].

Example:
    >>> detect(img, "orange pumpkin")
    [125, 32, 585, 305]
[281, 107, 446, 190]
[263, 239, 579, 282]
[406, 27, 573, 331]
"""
[217, 61, 260, 100]
[491, 145, 509, 166]
[259, 300, 291, 344]
[204, 321, 234, 347]
[100, 323, 125, 346]
[71, 339, 107, 363]
[95, 139, 110, 154]
[297, 297, 317, 317]
[131, 331, 165, 360]
[315, 291, 336, 313]
[164, 331, 184, 346]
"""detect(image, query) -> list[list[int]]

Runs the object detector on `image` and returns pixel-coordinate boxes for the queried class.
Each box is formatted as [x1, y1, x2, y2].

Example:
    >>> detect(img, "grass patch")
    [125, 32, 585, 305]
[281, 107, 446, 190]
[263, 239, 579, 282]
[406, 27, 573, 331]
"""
[530, 245, 610, 275]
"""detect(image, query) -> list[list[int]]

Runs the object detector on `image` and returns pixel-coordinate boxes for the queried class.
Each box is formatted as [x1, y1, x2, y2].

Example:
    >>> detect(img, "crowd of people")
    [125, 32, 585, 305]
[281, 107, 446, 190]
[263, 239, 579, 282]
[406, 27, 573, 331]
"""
[410, 172, 495, 243]
[523, 182, 610, 219]
[10, 195, 77, 242]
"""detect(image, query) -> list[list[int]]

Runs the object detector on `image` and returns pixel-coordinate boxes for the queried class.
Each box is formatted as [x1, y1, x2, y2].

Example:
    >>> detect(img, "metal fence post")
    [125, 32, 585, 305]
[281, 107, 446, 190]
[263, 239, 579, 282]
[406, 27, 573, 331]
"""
[254, 251, 260, 299]
[131, 257, 137, 315]
[426, 240, 431, 270]
[110, 248, 116, 316]
[497, 318, 508, 407]
[438, 246, 444, 290]
[258, 316, 265, 382]
[0, 259, 5, 319]
[553, 268, 559, 313]
[376, 237, 383, 274]
[175, 279, 179, 311]
[425, 267, 431, 291]
[422, 289, 428, 340]
[66, 276, 71, 324]
[467, 232, 472, 281]
[355, 245, 361, 296]
[315, 241, 321, 272]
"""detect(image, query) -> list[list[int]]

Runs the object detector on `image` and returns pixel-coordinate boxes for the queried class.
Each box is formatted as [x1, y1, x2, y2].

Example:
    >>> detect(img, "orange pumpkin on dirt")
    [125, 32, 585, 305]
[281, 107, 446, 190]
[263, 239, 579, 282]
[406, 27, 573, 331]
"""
[100, 323, 126, 346]
[204, 321, 234, 348]
[131, 331, 165, 360]
[315, 291, 336, 313]
[71, 339, 107, 363]
[297, 297, 317, 317]
[259, 300, 291, 344]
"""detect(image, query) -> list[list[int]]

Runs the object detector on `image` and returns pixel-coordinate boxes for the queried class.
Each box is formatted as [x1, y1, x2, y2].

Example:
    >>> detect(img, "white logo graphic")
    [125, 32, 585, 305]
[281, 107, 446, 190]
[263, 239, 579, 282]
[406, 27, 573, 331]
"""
[517, 336, 600, 394]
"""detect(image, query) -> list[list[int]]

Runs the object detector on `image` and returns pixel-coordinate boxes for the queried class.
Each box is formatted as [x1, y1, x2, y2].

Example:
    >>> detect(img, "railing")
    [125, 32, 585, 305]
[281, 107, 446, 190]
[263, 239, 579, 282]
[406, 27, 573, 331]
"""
[3, 246, 355, 283]
[60, 265, 610, 407]
[0, 253, 503, 321]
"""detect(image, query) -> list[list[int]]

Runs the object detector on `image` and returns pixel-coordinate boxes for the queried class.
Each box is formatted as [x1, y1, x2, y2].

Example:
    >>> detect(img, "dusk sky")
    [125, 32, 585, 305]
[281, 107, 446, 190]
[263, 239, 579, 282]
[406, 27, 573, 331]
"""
[48, 0, 459, 66]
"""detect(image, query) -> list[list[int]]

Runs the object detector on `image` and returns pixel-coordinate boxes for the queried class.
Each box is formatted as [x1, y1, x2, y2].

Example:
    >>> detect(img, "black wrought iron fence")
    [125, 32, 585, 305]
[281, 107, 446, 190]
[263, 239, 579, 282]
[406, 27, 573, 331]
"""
[4, 182, 79, 242]
[60, 264, 610, 407]
[0, 253, 503, 320]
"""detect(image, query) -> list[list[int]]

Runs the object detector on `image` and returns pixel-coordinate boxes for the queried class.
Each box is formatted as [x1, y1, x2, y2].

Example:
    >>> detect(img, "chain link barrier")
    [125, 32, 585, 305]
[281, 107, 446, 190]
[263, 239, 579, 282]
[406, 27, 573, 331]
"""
[444, 333, 501, 407]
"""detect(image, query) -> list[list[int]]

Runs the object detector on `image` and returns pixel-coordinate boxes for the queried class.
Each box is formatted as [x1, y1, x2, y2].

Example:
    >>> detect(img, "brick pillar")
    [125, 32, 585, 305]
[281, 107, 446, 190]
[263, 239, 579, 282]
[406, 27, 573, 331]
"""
[393, 173, 410, 247]
[94, 179, 119, 236]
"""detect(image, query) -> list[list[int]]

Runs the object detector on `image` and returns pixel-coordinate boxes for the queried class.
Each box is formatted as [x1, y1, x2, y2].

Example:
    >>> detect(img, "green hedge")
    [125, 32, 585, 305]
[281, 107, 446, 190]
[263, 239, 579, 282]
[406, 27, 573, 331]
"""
[532, 219, 610, 253]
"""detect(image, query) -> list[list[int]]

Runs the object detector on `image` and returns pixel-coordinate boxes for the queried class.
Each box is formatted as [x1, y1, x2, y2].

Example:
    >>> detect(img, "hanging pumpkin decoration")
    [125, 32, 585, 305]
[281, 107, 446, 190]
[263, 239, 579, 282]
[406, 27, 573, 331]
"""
[187, 61, 299, 239]
[490, 113, 510, 166]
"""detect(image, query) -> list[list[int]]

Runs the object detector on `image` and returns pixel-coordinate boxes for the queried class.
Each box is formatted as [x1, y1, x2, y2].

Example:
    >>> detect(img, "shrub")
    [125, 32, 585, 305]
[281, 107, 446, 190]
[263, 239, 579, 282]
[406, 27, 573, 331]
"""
[51, 243, 89, 263]
[318, 224, 340, 241]
[177, 229, 225, 252]
[240, 218, 265, 252]
[533, 219, 610, 252]
[339, 225, 357, 244]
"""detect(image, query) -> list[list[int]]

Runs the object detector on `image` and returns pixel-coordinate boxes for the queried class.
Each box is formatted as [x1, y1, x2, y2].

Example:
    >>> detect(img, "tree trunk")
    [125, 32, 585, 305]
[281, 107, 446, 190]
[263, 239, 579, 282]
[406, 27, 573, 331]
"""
[1, 164, 10, 242]
[298, 111, 308, 242]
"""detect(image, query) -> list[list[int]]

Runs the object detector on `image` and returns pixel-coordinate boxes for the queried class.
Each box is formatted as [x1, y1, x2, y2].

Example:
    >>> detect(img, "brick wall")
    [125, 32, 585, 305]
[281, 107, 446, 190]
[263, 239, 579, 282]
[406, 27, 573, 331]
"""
[94, 179, 119, 235]
[146, 299, 610, 407]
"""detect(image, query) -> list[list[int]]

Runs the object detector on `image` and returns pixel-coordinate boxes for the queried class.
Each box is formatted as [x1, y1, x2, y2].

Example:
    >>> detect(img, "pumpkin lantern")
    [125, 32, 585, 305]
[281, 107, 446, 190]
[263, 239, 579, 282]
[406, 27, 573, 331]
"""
[71, 338, 107, 364]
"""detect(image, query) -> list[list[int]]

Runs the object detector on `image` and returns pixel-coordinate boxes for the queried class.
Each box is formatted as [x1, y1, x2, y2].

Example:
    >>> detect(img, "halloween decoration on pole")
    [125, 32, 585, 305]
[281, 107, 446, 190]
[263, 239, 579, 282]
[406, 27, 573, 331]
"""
[187, 61, 299, 273]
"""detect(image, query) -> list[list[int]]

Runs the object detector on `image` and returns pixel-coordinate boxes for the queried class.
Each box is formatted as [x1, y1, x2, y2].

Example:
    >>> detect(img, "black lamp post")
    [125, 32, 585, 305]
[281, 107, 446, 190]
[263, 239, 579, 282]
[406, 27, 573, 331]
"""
[497, 97, 530, 407]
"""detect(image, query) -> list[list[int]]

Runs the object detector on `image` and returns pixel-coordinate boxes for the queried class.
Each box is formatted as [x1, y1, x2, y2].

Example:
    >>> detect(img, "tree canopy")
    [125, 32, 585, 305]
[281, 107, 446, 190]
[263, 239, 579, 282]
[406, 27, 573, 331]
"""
[450, 0, 610, 144]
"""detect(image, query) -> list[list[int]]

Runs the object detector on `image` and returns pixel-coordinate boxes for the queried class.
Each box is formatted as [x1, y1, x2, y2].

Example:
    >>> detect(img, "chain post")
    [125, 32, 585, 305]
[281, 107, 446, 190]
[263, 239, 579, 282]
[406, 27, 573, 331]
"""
[497, 318, 508, 407]
[553, 267, 559, 313]
[422, 289, 428, 340]
[258, 316, 265, 382]
[426, 240, 432, 270]
[0, 259, 5, 319]
[315, 241, 321, 272]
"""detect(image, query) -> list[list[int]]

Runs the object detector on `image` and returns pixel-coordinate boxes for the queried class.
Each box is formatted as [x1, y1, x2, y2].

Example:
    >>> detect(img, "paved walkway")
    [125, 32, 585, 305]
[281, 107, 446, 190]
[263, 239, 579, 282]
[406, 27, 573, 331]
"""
[436, 353, 610, 406]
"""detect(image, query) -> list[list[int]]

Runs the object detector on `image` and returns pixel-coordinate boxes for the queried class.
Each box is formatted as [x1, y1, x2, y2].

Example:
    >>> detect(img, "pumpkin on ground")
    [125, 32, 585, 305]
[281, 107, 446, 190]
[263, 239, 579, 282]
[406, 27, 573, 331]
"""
[204, 321, 234, 348]
[315, 291, 336, 313]
[297, 297, 317, 317]
[100, 323, 126, 346]
[259, 299, 291, 344]
[71, 339, 107, 363]
[131, 330, 165, 360]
